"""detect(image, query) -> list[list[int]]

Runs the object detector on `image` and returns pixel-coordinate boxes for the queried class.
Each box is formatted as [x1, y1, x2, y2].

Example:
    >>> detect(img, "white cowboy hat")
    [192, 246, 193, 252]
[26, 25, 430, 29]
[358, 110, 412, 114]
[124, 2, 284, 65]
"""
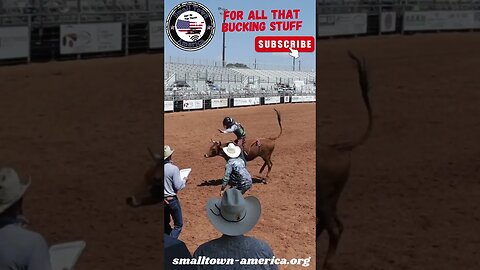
[0, 168, 31, 214]
[164, 145, 175, 160]
[222, 143, 241, 158]
[206, 188, 261, 236]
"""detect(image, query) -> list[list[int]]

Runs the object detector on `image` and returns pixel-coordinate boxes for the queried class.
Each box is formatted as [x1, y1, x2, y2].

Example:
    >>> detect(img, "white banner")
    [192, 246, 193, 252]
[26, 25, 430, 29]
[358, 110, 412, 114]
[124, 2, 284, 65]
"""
[473, 11, 480, 28]
[233, 98, 260, 107]
[60, 23, 122, 54]
[264, 96, 281, 104]
[284, 96, 290, 103]
[211, 98, 228, 108]
[183, 99, 203, 110]
[149, 21, 164, 49]
[381, 12, 396, 32]
[164, 101, 174, 112]
[318, 13, 367, 37]
[292, 96, 316, 103]
[403, 11, 474, 31]
[0, 27, 29, 59]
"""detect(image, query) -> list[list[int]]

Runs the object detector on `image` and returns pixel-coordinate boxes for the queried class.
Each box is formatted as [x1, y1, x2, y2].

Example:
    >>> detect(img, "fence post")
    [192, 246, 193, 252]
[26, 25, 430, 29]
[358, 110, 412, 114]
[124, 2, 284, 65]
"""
[125, 13, 129, 56]
[27, 15, 32, 63]
[77, 13, 81, 60]
[401, 0, 407, 35]
[378, 3, 382, 36]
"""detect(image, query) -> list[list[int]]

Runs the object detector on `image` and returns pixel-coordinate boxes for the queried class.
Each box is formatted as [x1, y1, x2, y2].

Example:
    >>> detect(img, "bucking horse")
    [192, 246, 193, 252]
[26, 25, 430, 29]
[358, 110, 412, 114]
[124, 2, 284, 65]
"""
[204, 109, 283, 183]
[317, 51, 373, 269]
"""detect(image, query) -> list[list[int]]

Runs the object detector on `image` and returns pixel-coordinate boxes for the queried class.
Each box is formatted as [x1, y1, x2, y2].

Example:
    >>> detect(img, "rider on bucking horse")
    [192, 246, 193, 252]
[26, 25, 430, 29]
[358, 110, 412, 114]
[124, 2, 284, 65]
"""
[218, 117, 247, 161]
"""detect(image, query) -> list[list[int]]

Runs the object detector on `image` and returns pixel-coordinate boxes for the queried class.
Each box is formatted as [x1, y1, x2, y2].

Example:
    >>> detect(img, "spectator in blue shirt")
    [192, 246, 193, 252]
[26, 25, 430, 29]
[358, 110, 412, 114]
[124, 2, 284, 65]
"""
[0, 167, 52, 270]
[164, 145, 188, 238]
[193, 189, 278, 270]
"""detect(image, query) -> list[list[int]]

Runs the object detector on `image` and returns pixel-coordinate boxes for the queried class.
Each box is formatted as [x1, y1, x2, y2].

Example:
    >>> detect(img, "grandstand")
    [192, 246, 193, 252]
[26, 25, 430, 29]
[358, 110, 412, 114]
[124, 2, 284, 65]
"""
[164, 61, 316, 101]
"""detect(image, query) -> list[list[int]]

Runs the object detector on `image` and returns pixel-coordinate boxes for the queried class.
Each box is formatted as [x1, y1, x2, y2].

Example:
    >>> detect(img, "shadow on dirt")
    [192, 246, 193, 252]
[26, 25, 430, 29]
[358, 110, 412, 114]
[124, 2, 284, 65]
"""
[197, 177, 265, 187]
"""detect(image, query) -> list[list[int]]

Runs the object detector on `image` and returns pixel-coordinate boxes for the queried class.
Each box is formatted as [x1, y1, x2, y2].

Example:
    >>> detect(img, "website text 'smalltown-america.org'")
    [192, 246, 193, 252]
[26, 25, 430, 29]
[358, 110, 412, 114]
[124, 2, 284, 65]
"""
[172, 256, 312, 267]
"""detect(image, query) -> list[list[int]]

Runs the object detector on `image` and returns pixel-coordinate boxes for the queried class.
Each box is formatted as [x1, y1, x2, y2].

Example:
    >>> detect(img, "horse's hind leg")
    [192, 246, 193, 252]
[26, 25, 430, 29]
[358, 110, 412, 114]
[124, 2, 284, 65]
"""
[257, 157, 269, 184]
[259, 160, 267, 174]
[265, 158, 273, 178]
[316, 218, 326, 268]
[323, 217, 342, 269]
[334, 214, 344, 236]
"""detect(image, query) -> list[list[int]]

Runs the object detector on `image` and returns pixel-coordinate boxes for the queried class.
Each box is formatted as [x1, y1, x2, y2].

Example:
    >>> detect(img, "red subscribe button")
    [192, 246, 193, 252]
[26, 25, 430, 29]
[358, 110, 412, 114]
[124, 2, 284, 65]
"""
[255, 36, 315, 53]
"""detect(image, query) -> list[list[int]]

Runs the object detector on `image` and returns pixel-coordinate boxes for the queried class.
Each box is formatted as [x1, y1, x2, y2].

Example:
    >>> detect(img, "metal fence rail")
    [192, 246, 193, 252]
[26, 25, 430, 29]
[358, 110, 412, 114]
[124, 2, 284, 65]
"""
[0, 11, 163, 65]
[317, 1, 480, 37]
[0, 0, 163, 15]
[165, 90, 316, 102]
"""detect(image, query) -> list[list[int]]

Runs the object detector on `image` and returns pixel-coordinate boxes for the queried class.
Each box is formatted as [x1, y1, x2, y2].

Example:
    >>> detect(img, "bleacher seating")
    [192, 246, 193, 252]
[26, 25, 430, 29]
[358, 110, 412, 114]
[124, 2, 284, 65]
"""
[165, 62, 316, 100]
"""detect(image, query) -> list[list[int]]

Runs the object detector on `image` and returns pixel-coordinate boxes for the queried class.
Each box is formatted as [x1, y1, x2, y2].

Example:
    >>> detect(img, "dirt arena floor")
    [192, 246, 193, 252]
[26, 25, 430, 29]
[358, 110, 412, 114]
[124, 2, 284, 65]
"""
[0, 55, 164, 270]
[317, 33, 480, 269]
[164, 104, 316, 269]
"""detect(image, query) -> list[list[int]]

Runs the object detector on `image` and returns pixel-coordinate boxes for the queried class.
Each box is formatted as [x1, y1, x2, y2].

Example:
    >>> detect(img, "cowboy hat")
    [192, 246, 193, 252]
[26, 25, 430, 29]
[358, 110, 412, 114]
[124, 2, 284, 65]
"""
[222, 143, 241, 158]
[0, 168, 31, 214]
[206, 188, 261, 236]
[164, 145, 175, 160]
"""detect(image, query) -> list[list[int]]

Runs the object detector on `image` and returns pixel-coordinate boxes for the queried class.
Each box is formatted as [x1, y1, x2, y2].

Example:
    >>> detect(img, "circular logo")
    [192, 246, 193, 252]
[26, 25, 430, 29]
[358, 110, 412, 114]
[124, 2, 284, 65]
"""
[166, 2, 216, 51]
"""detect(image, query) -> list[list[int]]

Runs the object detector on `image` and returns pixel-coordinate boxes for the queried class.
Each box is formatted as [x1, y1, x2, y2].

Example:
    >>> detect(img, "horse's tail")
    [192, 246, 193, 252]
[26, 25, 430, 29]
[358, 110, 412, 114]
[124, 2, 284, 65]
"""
[333, 51, 372, 151]
[268, 108, 283, 140]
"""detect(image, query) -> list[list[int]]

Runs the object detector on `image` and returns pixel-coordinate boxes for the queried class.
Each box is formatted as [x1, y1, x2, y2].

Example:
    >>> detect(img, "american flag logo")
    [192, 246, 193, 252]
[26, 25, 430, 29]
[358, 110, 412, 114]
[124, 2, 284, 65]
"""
[166, 1, 215, 51]
[176, 19, 204, 34]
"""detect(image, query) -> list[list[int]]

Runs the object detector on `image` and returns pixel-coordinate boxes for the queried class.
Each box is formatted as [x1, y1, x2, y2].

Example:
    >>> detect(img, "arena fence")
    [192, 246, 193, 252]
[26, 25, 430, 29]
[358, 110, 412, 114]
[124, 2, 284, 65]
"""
[164, 56, 316, 72]
[164, 94, 316, 113]
[0, 11, 163, 65]
[317, 1, 480, 38]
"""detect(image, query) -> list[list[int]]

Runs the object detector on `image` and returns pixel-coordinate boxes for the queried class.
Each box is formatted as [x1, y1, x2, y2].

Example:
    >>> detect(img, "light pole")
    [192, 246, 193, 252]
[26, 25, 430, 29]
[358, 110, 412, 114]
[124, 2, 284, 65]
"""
[218, 7, 227, 67]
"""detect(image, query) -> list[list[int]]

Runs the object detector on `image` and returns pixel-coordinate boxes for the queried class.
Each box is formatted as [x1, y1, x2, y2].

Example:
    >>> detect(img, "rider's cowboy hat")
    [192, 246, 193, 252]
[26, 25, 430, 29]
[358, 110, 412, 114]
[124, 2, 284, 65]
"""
[222, 143, 241, 158]
[0, 168, 31, 214]
[206, 188, 261, 236]
[164, 145, 175, 160]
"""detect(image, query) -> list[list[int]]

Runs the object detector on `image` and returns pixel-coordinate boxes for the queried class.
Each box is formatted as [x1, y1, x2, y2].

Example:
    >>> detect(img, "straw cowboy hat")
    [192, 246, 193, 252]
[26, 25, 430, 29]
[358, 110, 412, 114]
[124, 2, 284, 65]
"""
[164, 145, 175, 160]
[222, 143, 241, 158]
[0, 168, 31, 214]
[206, 188, 261, 236]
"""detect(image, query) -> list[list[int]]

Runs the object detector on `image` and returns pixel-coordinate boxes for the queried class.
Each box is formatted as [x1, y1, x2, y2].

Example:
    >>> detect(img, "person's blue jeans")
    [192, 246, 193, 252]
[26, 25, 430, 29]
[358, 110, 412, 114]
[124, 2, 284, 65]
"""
[164, 197, 183, 238]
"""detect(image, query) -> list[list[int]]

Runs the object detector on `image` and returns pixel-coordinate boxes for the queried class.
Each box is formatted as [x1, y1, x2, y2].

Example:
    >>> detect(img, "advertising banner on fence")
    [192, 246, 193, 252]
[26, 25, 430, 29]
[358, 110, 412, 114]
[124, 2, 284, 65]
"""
[149, 21, 164, 49]
[474, 11, 480, 28]
[165, 101, 174, 112]
[292, 96, 316, 103]
[183, 99, 203, 110]
[381, 12, 396, 32]
[0, 27, 29, 60]
[317, 13, 367, 37]
[403, 11, 474, 31]
[265, 96, 281, 104]
[284, 96, 290, 103]
[211, 98, 228, 108]
[233, 97, 260, 107]
[60, 23, 122, 54]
